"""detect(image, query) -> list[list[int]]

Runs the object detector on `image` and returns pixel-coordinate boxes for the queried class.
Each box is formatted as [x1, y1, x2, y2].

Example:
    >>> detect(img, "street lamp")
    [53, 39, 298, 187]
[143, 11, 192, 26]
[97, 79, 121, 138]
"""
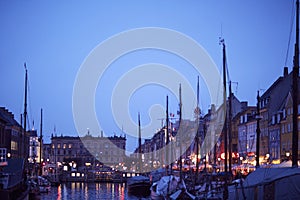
[285, 152, 290, 160]
[239, 156, 243, 164]
[265, 153, 270, 164]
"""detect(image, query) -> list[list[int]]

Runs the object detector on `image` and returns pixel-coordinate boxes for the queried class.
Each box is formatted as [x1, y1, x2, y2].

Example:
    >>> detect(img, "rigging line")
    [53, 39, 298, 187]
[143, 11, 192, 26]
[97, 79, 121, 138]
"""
[27, 72, 34, 130]
[215, 74, 222, 107]
[225, 53, 231, 83]
[285, 0, 296, 66]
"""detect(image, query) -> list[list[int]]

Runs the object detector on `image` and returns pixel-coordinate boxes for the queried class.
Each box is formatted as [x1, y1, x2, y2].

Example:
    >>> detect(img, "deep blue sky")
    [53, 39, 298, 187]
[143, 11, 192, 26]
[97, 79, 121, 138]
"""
[0, 1, 295, 152]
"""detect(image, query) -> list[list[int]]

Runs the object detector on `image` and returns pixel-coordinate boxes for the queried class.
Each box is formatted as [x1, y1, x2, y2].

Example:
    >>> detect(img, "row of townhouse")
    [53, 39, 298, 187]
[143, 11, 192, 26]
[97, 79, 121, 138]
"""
[207, 67, 300, 164]
[134, 67, 300, 166]
[259, 67, 300, 162]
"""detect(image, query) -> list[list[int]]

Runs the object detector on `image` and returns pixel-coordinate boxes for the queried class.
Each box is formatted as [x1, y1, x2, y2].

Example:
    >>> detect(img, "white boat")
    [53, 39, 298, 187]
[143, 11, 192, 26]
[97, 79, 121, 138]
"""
[150, 175, 195, 200]
[37, 176, 51, 193]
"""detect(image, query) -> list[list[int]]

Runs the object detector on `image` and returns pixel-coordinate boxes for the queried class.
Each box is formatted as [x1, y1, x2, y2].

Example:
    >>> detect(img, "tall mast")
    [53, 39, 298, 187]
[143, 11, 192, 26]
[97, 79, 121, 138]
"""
[292, 0, 299, 168]
[24, 63, 28, 159]
[39, 108, 43, 175]
[179, 84, 183, 180]
[179, 84, 182, 121]
[221, 39, 228, 174]
[195, 76, 200, 187]
[197, 76, 200, 108]
[256, 91, 261, 168]
[166, 95, 169, 173]
[20, 114, 23, 157]
[228, 81, 232, 172]
[138, 112, 142, 172]
[221, 39, 229, 200]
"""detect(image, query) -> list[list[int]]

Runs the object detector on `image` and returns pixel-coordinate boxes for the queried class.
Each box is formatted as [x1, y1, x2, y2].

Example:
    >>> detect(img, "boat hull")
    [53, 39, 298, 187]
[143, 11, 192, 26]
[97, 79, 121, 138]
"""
[127, 182, 151, 197]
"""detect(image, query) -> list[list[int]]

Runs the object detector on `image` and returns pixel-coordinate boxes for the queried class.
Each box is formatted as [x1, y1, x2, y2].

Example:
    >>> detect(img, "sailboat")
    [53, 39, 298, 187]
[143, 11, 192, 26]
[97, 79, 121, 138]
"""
[150, 93, 196, 200]
[191, 48, 230, 198]
[127, 113, 151, 197]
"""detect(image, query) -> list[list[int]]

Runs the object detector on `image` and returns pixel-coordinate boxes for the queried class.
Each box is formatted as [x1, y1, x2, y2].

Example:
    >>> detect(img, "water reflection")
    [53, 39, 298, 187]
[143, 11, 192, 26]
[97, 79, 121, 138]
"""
[40, 182, 148, 200]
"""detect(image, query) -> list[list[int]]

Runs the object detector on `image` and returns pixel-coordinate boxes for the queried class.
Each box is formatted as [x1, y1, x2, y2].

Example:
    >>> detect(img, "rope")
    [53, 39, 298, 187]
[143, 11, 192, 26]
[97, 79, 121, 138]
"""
[27, 72, 34, 130]
[285, 0, 296, 66]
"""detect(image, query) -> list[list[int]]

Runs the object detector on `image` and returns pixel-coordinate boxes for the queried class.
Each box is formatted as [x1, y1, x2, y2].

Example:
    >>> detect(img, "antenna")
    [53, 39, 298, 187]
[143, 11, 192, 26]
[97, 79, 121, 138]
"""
[220, 23, 223, 39]
[54, 125, 57, 137]
[194, 76, 201, 119]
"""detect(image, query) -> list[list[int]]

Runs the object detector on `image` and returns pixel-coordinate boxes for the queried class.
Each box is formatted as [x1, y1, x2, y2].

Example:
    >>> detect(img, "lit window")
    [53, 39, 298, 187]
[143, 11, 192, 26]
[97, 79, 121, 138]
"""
[64, 166, 68, 171]
[57, 144, 61, 149]
[69, 144, 72, 149]
[63, 144, 67, 149]
[11, 141, 18, 150]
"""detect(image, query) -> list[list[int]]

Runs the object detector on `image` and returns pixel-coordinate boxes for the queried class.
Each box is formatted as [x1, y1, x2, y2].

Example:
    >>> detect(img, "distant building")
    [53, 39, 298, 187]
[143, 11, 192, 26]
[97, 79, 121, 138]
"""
[42, 143, 51, 162]
[48, 134, 126, 169]
[237, 106, 257, 163]
[28, 129, 41, 164]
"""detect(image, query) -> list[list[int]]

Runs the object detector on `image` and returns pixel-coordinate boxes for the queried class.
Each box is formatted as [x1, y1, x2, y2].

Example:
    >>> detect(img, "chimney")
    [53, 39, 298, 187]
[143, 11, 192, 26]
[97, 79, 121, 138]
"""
[241, 101, 248, 111]
[211, 104, 216, 112]
[284, 67, 288, 77]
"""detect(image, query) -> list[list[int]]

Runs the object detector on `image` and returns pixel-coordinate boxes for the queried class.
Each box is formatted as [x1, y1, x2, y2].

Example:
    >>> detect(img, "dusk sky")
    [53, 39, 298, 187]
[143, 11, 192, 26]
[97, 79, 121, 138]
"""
[0, 1, 295, 152]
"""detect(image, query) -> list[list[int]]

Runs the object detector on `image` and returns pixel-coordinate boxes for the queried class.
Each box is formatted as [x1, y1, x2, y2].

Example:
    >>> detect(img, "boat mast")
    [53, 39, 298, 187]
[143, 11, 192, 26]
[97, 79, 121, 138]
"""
[195, 76, 200, 186]
[39, 108, 43, 175]
[138, 112, 142, 172]
[292, 0, 299, 168]
[23, 63, 28, 159]
[166, 95, 169, 173]
[256, 91, 261, 168]
[221, 38, 229, 199]
[228, 81, 232, 173]
[221, 39, 228, 174]
[179, 84, 183, 180]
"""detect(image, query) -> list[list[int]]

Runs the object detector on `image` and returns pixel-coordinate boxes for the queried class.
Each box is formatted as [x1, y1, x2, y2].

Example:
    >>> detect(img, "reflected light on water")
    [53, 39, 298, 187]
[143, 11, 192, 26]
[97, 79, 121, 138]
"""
[112, 183, 115, 198]
[41, 182, 147, 200]
[84, 183, 88, 200]
[57, 185, 61, 200]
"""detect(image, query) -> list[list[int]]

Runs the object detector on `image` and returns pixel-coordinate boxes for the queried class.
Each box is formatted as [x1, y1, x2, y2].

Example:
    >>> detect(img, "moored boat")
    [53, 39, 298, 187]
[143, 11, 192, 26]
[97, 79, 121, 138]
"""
[37, 176, 51, 193]
[0, 157, 29, 200]
[150, 175, 195, 200]
[127, 175, 151, 197]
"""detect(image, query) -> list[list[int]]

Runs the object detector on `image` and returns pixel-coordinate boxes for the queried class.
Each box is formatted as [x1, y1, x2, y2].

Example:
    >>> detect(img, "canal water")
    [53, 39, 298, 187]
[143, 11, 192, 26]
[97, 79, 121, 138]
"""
[40, 182, 151, 200]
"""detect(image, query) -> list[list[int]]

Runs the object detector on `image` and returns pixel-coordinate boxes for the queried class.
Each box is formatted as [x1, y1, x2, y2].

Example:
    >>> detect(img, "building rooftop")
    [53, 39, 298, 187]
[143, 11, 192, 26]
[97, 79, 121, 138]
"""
[0, 107, 22, 128]
[260, 68, 300, 117]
